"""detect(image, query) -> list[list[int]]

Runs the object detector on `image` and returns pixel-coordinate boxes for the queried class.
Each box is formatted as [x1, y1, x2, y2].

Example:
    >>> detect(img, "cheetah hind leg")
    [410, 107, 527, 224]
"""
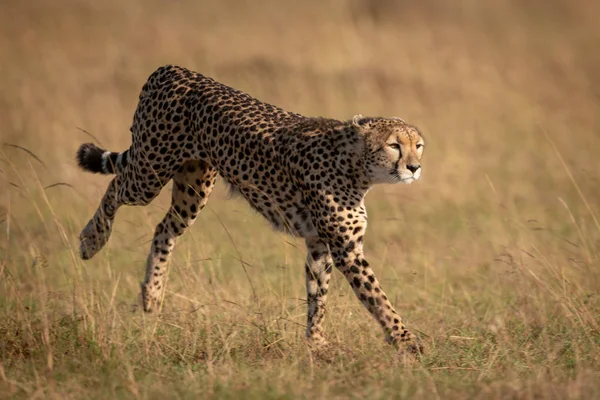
[141, 160, 217, 312]
[80, 168, 165, 260]
[304, 237, 333, 350]
[80, 177, 123, 260]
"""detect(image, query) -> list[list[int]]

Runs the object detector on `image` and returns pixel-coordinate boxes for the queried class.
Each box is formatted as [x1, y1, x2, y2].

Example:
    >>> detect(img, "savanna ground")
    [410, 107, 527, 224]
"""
[1, 0, 599, 398]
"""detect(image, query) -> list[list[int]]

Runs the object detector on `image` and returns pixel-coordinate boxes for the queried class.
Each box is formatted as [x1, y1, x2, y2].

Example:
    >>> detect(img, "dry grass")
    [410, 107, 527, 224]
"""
[1, 0, 600, 398]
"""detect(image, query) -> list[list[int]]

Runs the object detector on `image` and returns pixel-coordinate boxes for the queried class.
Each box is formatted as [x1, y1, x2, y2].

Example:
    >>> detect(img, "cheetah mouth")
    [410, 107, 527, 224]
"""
[391, 172, 417, 184]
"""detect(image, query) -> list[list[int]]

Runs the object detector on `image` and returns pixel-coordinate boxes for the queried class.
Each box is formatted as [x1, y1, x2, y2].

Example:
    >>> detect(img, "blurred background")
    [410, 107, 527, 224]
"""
[1, 0, 599, 398]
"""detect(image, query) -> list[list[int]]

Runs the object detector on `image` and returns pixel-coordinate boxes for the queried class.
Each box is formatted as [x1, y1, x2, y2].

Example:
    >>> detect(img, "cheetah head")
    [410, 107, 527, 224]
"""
[353, 115, 425, 185]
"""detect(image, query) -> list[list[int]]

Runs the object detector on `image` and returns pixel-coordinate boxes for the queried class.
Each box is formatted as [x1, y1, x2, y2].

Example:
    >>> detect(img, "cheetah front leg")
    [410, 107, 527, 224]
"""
[310, 195, 422, 357]
[141, 160, 217, 312]
[328, 242, 422, 356]
[304, 237, 333, 349]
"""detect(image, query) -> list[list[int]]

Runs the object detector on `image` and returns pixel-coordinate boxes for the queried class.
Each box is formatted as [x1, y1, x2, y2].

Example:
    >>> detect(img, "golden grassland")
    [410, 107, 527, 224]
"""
[1, 0, 599, 398]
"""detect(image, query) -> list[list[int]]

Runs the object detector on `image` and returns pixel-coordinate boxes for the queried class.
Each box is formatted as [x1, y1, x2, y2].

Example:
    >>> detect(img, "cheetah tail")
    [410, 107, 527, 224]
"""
[76, 143, 129, 175]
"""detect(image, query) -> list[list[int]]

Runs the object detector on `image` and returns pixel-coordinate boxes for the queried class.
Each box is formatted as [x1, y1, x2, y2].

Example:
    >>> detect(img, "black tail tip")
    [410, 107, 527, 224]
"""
[76, 143, 106, 174]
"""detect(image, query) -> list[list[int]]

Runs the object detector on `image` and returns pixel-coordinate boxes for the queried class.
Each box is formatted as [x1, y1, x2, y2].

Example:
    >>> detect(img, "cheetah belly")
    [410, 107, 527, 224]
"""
[202, 129, 317, 237]
[226, 180, 317, 238]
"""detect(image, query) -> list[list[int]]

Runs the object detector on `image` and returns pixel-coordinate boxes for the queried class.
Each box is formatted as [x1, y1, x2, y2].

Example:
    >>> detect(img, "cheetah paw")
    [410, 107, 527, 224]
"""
[140, 282, 162, 313]
[79, 219, 111, 260]
[396, 337, 424, 365]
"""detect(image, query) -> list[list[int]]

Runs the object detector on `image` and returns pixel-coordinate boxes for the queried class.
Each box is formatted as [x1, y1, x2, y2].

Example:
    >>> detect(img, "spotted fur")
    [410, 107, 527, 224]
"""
[77, 65, 425, 355]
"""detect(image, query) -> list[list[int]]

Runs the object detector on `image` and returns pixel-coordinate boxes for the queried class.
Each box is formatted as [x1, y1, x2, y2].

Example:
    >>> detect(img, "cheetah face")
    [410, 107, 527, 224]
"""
[353, 115, 425, 185]
[383, 125, 424, 184]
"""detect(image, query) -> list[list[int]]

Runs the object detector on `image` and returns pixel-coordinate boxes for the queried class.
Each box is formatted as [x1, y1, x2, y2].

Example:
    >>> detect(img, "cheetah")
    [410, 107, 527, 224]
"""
[76, 65, 425, 355]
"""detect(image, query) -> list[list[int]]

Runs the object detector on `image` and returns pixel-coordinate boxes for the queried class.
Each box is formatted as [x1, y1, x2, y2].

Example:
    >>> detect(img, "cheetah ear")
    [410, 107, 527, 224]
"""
[352, 114, 372, 129]
[391, 116, 406, 123]
[352, 114, 364, 126]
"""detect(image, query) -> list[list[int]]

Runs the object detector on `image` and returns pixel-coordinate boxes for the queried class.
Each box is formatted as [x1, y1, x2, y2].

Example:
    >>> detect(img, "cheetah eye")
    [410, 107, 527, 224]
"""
[416, 143, 424, 149]
[388, 143, 400, 150]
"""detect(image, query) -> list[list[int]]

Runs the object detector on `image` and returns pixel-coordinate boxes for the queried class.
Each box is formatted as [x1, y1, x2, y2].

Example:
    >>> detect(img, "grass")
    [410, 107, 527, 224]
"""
[1, 0, 600, 398]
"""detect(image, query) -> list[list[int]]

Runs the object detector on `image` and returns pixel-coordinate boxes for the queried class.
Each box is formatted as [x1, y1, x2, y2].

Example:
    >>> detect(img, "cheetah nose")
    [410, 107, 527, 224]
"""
[406, 164, 420, 173]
